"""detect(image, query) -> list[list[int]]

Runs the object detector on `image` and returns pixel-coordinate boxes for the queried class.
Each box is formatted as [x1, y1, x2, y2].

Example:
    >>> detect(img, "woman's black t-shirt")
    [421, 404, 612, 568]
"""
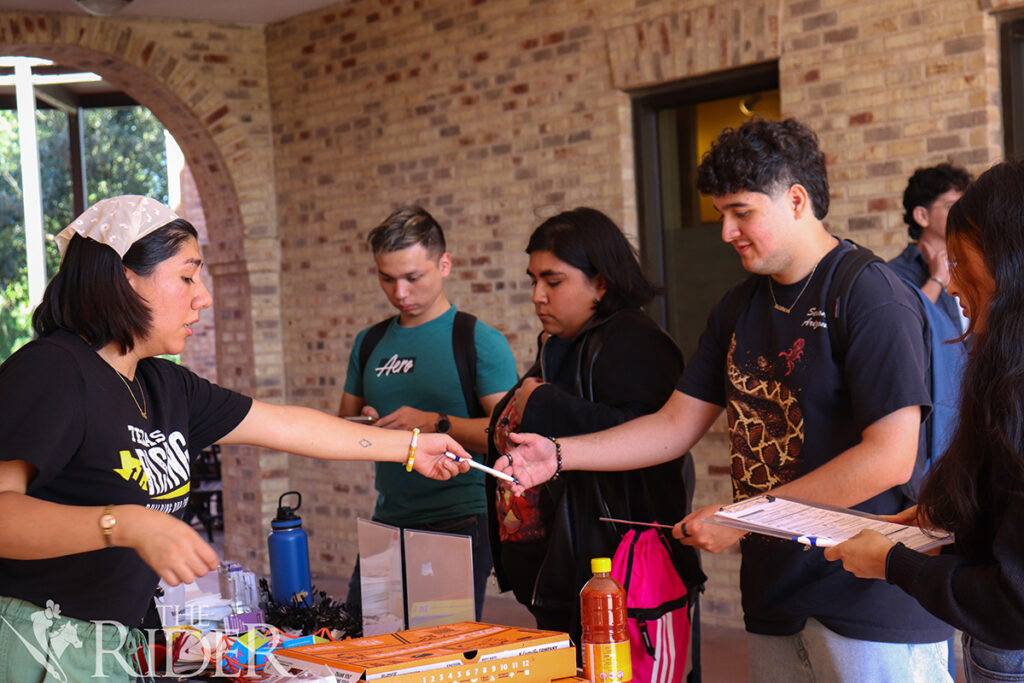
[0, 330, 252, 625]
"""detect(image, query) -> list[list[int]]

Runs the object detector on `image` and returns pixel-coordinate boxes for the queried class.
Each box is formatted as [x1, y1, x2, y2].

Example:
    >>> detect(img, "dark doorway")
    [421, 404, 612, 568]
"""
[1001, 15, 1024, 160]
[633, 63, 780, 359]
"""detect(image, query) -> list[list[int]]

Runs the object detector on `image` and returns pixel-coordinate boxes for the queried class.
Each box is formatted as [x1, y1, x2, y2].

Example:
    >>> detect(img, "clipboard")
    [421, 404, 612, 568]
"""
[709, 494, 952, 552]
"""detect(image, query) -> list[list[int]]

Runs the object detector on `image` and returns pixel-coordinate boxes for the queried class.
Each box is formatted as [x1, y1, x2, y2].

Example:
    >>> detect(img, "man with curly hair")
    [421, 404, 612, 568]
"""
[889, 163, 972, 331]
[504, 118, 954, 681]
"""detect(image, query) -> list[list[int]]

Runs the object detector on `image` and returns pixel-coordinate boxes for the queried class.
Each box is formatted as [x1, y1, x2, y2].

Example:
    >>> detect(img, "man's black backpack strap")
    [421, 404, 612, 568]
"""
[357, 317, 395, 377]
[452, 311, 484, 418]
[824, 242, 885, 358]
[357, 311, 482, 418]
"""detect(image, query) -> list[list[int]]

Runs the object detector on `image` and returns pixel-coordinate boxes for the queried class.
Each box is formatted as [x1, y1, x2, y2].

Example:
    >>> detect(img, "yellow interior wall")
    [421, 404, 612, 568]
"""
[697, 91, 781, 222]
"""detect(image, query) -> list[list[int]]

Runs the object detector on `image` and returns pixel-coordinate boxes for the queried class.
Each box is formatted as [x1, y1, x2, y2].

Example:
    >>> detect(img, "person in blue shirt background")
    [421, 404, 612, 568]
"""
[888, 163, 972, 332]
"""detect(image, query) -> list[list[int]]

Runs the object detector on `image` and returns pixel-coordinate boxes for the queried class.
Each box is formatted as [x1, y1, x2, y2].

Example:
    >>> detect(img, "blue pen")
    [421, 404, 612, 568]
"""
[792, 535, 837, 548]
[444, 451, 519, 485]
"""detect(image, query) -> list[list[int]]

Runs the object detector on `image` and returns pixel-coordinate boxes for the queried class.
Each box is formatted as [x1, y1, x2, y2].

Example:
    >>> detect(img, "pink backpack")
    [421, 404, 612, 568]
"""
[610, 528, 692, 683]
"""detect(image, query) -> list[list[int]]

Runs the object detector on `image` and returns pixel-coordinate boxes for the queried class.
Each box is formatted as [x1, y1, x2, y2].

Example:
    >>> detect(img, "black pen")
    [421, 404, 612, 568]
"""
[598, 516, 675, 529]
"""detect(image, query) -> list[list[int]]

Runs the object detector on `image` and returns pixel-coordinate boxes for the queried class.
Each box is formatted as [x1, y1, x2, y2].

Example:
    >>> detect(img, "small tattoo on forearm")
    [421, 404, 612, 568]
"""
[359, 439, 372, 448]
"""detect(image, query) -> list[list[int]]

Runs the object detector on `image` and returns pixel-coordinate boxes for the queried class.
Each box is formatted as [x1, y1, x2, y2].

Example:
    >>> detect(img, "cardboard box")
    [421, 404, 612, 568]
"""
[272, 621, 577, 683]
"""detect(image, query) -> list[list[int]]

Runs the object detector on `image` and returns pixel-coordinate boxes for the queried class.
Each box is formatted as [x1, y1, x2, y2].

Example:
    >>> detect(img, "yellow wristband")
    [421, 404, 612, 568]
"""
[405, 427, 420, 472]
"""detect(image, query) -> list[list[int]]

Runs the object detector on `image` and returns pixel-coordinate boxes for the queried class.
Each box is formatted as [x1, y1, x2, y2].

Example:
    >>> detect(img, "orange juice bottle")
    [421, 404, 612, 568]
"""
[580, 557, 632, 682]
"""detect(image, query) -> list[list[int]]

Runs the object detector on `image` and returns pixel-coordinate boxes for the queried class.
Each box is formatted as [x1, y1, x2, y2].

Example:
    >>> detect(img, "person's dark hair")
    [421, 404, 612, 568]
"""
[367, 206, 447, 258]
[696, 118, 830, 220]
[902, 163, 972, 240]
[526, 207, 658, 317]
[32, 219, 199, 353]
[917, 161, 1024, 555]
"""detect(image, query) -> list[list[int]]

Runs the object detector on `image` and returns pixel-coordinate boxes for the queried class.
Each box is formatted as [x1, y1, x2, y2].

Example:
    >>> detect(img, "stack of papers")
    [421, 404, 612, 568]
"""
[710, 495, 952, 551]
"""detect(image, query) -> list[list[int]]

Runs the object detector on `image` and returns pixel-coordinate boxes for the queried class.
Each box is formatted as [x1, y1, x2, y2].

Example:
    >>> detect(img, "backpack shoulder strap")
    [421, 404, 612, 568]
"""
[453, 311, 483, 418]
[825, 241, 884, 359]
[893, 276, 969, 499]
[358, 317, 396, 376]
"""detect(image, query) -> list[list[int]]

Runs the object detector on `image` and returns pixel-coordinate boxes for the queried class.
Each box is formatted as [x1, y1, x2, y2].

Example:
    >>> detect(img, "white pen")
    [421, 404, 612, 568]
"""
[444, 451, 519, 485]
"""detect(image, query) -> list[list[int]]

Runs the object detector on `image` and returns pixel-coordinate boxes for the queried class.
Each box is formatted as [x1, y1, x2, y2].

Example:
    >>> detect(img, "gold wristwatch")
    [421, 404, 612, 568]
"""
[99, 505, 116, 548]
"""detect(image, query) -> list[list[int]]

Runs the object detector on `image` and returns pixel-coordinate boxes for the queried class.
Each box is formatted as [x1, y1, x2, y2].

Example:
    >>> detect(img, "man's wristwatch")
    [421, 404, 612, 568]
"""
[435, 413, 451, 434]
[99, 505, 116, 548]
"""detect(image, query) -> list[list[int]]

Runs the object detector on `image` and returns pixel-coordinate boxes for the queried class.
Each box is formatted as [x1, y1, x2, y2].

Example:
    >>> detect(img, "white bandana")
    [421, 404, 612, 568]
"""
[55, 195, 180, 258]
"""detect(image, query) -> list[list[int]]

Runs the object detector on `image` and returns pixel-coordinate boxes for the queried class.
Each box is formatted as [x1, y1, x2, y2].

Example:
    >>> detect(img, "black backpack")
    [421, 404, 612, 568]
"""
[824, 244, 966, 499]
[356, 310, 485, 418]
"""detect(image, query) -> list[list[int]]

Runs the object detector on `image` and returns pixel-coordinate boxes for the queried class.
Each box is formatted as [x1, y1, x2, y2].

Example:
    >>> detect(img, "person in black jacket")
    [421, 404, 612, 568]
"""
[486, 207, 703, 665]
[825, 161, 1024, 681]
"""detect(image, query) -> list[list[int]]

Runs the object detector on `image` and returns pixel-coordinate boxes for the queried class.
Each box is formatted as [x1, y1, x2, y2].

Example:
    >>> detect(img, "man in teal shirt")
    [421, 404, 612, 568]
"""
[339, 206, 518, 619]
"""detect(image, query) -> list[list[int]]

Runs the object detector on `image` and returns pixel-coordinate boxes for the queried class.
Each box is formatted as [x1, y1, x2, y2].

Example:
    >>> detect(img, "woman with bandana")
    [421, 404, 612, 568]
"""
[0, 196, 469, 681]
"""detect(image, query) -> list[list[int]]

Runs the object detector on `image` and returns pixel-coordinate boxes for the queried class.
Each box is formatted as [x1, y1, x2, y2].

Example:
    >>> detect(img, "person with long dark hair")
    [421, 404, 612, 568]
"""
[0, 196, 469, 681]
[485, 207, 704, 670]
[825, 160, 1024, 681]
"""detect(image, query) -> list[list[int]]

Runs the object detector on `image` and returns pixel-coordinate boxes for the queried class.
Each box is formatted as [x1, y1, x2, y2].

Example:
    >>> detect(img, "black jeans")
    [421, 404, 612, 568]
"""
[346, 514, 491, 621]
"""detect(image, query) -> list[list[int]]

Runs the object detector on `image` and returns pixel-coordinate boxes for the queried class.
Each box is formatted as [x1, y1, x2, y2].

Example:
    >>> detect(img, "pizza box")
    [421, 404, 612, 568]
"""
[271, 621, 577, 683]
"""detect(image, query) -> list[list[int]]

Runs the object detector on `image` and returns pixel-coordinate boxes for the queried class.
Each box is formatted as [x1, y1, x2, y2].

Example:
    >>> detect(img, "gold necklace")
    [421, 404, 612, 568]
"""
[115, 370, 148, 419]
[769, 259, 822, 315]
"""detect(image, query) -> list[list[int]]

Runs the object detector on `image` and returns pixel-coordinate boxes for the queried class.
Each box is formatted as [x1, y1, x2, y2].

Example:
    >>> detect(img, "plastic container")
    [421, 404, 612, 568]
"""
[267, 491, 312, 606]
[580, 556, 632, 683]
[218, 561, 240, 601]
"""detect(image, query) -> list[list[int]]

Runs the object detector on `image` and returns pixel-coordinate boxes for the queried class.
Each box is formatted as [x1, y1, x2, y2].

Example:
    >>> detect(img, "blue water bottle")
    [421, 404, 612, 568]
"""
[267, 491, 312, 606]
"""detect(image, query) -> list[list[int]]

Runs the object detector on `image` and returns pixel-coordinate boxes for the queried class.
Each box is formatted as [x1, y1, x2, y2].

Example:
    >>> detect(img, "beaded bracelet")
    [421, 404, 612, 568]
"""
[546, 436, 562, 480]
[405, 427, 420, 472]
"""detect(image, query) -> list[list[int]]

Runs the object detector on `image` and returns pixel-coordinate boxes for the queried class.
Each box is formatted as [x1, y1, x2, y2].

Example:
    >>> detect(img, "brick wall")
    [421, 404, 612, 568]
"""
[1, 0, 1010, 630]
[176, 163, 217, 384]
[780, 0, 1003, 253]
[266, 0, 656, 581]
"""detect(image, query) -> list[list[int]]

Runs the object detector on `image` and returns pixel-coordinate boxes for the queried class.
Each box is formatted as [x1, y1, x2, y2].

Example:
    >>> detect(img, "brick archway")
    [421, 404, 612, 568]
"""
[0, 15, 252, 263]
[1, 12, 286, 568]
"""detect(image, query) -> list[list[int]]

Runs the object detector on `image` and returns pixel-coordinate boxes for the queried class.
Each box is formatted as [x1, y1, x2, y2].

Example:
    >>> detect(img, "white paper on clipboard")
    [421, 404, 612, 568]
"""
[709, 494, 952, 551]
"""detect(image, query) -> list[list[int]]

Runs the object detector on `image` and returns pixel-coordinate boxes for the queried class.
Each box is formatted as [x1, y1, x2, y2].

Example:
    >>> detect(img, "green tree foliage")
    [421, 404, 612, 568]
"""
[0, 108, 70, 357]
[84, 107, 169, 205]
[0, 105, 168, 361]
